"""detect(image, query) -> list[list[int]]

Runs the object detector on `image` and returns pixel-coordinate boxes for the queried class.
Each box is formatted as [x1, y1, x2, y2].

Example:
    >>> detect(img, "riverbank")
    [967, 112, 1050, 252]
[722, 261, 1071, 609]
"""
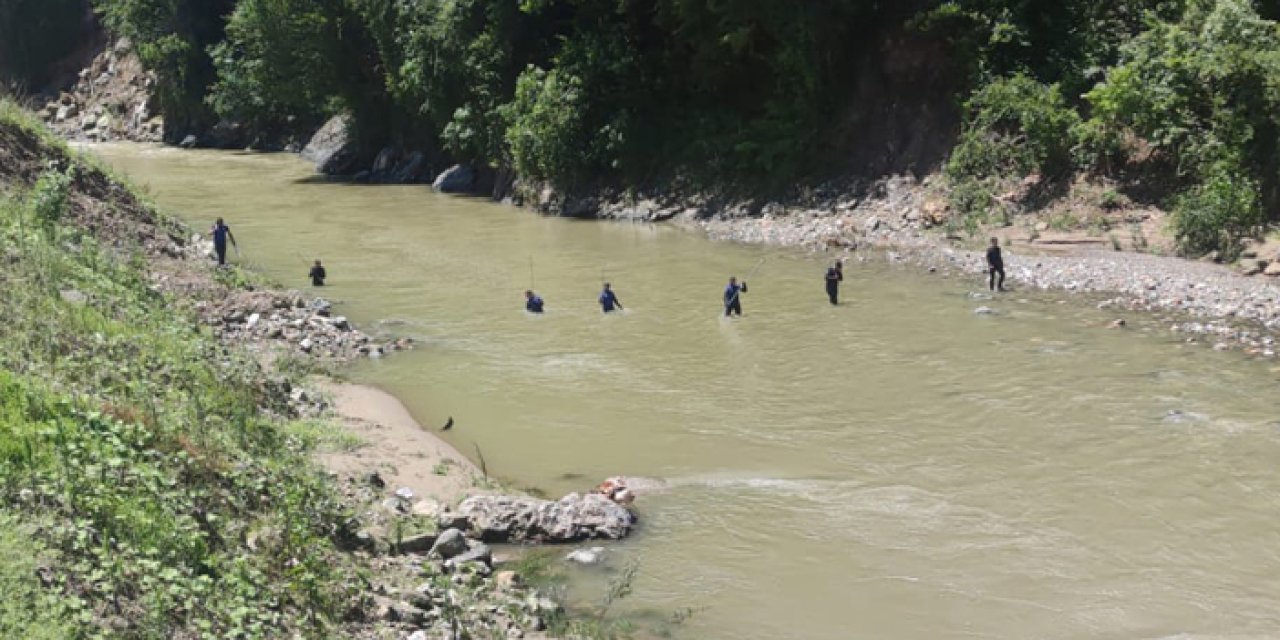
[646, 176, 1280, 358]
[0, 101, 645, 638]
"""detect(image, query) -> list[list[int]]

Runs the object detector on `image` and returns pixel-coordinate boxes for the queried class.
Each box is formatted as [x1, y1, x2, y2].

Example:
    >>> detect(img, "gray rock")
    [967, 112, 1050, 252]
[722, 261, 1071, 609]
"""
[302, 115, 358, 175]
[973, 306, 996, 315]
[394, 151, 428, 183]
[372, 146, 397, 173]
[565, 546, 605, 565]
[451, 493, 636, 543]
[432, 164, 476, 193]
[444, 542, 493, 570]
[179, 134, 199, 149]
[407, 631, 428, 640]
[310, 298, 332, 316]
[430, 528, 469, 559]
[436, 511, 470, 531]
[59, 289, 88, 305]
[396, 532, 438, 554]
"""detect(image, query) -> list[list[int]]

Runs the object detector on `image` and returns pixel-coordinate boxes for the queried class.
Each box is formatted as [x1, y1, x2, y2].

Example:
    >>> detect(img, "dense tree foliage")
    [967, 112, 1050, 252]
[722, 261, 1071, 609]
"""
[13, 0, 1280, 253]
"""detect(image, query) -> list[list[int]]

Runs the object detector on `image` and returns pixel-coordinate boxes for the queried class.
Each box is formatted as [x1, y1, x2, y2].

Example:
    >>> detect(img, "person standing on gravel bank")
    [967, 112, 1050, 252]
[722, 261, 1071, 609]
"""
[825, 260, 844, 305]
[986, 237, 1005, 292]
[210, 217, 236, 266]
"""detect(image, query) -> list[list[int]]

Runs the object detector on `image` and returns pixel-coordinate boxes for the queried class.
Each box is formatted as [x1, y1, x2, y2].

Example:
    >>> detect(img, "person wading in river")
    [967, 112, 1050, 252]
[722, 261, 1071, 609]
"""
[525, 290, 545, 313]
[724, 276, 748, 317]
[309, 260, 327, 286]
[825, 259, 844, 305]
[986, 237, 1006, 292]
[599, 282, 623, 313]
[210, 217, 237, 266]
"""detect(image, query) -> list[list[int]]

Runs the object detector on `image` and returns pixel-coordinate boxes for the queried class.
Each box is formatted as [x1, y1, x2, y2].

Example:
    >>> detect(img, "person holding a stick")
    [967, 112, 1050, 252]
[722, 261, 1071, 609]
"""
[210, 217, 237, 266]
[598, 282, 623, 313]
[723, 276, 748, 317]
[309, 259, 327, 286]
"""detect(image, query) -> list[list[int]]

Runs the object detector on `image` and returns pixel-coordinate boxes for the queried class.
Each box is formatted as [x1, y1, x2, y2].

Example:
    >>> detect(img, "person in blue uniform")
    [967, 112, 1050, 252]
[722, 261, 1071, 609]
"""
[210, 217, 237, 266]
[525, 290, 545, 313]
[599, 282, 623, 313]
[724, 277, 747, 316]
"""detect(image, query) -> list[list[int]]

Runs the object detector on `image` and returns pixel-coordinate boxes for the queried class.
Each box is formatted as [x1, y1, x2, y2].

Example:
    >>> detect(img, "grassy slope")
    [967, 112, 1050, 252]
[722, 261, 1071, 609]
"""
[0, 100, 369, 638]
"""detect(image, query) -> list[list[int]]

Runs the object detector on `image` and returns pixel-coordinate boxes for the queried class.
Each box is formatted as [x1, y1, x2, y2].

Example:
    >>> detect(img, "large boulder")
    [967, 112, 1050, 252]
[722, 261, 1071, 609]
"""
[432, 164, 476, 193]
[302, 115, 358, 175]
[442, 493, 635, 543]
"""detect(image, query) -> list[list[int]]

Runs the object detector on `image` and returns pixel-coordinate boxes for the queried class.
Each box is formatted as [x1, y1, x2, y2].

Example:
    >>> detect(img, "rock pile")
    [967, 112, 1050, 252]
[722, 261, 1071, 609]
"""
[360, 533, 563, 639]
[196, 289, 412, 361]
[437, 492, 637, 543]
[38, 39, 161, 143]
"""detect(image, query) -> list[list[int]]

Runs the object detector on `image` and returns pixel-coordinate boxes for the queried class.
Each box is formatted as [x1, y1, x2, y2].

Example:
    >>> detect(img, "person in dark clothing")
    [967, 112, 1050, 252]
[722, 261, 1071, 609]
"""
[825, 259, 844, 305]
[309, 260, 327, 286]
[599, 282, 623, 313]
[210, 217, 237, 266]
[525, 290, 545, 313]
[986, 237, 1005, 292]
[723, 277, 748, 316]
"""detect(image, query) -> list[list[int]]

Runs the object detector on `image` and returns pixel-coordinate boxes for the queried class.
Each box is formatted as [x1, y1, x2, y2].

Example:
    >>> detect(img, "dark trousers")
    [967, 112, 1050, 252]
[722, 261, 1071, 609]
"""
[826, 283, 839, 305]
[215, 241, 227, 266]
[724, 299, 742, 316]
[989, 266, 1005, 291]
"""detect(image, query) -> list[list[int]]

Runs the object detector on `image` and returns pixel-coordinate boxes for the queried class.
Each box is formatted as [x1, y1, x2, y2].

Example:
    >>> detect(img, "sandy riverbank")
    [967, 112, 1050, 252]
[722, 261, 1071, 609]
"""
[318, 380, 484, 505]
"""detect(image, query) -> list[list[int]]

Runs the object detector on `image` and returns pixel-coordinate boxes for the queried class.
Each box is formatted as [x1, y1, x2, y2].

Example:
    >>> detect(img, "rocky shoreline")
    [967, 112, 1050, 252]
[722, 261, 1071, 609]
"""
[643, 176, 1280, 358]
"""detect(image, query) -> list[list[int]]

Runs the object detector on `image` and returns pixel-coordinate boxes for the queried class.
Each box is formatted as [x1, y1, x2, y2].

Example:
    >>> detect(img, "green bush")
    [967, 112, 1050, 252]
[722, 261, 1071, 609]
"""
[947, 73, 1082, 181]
[1171, 162, 1264, 258]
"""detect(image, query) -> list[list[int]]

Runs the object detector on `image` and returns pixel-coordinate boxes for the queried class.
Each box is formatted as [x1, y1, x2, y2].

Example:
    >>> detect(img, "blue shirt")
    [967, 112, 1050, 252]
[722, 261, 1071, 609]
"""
[724, 282, 746, 304]
[212, 223, 230, 245]
[599, 289, 620, 312]
[526, 296, 544, 313]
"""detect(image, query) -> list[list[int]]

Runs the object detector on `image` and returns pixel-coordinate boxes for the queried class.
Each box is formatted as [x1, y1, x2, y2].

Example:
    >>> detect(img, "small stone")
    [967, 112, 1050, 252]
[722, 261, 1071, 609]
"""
[566, 547, 605, 565]
[1108, 319, 1126, 329]
[59, 289, 88, 305]
[299, 337, 314, 352]
[974, 306, 996, 315]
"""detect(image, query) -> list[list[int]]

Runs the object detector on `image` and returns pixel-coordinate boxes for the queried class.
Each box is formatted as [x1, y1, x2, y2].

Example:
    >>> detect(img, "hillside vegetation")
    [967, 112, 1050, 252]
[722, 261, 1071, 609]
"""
[6, 0, 1280, 256]
[0, 100, 376, 637]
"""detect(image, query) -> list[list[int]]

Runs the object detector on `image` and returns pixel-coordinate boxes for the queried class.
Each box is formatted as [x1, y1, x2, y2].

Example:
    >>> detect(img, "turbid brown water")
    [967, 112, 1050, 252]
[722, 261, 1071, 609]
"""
[95, 144, 1280, 639]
